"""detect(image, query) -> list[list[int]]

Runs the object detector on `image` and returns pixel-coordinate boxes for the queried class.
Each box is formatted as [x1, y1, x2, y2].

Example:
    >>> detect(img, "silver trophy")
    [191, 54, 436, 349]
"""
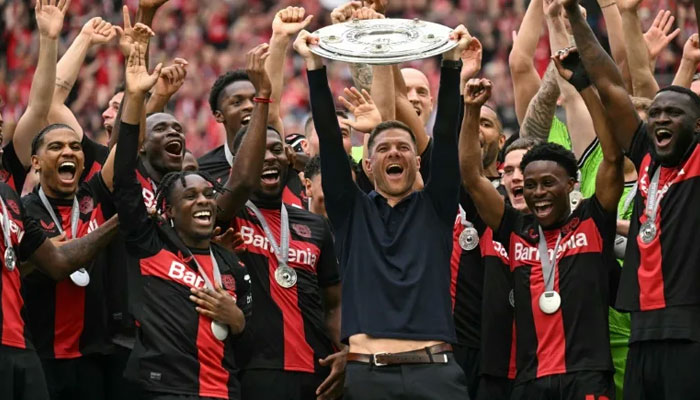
[310, 18, 458, 64]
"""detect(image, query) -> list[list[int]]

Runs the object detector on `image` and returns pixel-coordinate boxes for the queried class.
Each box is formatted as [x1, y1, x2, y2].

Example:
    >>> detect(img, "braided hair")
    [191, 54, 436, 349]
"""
[153, 170, 228, 216]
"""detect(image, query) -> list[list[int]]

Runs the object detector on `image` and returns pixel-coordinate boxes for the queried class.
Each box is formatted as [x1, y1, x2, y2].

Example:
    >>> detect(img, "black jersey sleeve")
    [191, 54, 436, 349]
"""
[626, 122, 650, 169]
[424, 67, 461, 225]
[316, 218, 340, 288]
[80, 134, 109, 181]
[113, 122, 162, 259]
[14, 187, 47, 261]
[2, 142, 28, 195]
[493, 204, 523, 250]
[81, 172, 116, 219]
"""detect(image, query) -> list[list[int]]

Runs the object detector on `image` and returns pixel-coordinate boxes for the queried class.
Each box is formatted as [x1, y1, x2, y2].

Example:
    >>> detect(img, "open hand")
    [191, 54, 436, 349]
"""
[246, 44, 272, 97]
[316, 348, 348, 400]
[464, 78, 492, 107]
[190, 284, 245, 334]
[682, 33, 700, 64]
[338, 87, 382, 133]
[211, 227, 245, 254]
[273, 6, 314, 37]
[115, 6, 155, 58]
[125, 43, 163, 95]
[643, 10, 681, 61]
[153, 58, 188, 99]
[36, 0, 71, 39]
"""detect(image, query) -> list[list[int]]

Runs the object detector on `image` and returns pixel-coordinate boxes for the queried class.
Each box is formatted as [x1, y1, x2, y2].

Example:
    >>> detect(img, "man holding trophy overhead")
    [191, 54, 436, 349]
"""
[294, 6, 473, 398]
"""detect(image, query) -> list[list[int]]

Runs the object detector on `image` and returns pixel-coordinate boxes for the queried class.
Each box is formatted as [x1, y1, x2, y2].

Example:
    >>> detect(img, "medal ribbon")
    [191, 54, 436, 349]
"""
[190, 249, 222, 291]
[621, 182, 638, 216]
[537, 226, 564, 292]
[0, 196, 13, 257]
[458, 205, 474, 228]
[245, 201, 290, 268]
[644, 167, 667, 225]
[38, 187, 80, 239]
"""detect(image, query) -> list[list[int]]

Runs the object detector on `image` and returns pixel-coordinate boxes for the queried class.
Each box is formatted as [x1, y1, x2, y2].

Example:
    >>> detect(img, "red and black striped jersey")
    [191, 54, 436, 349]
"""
[113, 122, 252, 399]
[80, 135, 109, 184]
[617, 124, 700, 335]
[197, 145, 307, 209]
[494, 197, 618, 383]
[0, 142, 28, 195]
[231, 203, 339, 374]
[21, 173, 115, 359]
[479, 228, 517, 380]
[0, 182, 49, 349]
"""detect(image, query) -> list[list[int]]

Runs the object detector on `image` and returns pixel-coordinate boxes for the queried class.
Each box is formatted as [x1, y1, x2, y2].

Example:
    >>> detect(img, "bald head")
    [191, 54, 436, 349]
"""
[401, 68, 434, 127]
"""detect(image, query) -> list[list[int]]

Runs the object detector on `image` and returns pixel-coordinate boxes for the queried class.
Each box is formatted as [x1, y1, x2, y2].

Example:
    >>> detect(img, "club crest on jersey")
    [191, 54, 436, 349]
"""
[222, 275, 236, 291]
[79, 196, 94, 214]
[292, 223, 312, 238]
[6, 200, 19, 216]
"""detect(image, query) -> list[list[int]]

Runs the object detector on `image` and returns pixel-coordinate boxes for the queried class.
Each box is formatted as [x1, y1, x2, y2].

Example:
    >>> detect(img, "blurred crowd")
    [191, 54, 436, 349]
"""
[2, 0, 696, 155]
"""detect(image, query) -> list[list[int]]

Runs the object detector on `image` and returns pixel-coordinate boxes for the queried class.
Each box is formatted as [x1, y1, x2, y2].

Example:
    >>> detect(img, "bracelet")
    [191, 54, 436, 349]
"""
[253, 97, 273, 104]
[441, 59, 462, 70]
[598, 0, 616, 8]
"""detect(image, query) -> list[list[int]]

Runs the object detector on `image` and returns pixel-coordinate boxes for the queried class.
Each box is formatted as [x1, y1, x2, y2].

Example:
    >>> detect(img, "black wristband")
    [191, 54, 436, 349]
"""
[567, 63, 592, 92]
[441, 59, 462, 69]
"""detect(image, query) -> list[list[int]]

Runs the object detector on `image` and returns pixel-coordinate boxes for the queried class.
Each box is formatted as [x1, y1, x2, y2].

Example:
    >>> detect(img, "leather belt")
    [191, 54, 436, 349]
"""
[347, 343, 453, 366]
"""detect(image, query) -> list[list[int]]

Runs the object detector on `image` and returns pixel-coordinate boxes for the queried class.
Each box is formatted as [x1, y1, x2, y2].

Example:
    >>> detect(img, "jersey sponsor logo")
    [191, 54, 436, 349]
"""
[491, 240, 509, 261]
[239, 225, 318, 268]
[40, 220, 56, 231]
[79, 196, 94, 214]
[513, 233, 590, 264]
[87, 219, 99, 234]
[142, 187, 156, 209]
[292, 223, 312, 238]
[167, 261, 205, 288]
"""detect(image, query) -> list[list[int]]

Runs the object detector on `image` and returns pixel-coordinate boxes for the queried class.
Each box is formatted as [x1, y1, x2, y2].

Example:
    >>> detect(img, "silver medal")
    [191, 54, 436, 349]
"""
[639, 221, 657, 244]
[274, 265, 297, 288]
[539, 290, 561, 314]
[70, 268, 90, 287]
[4, 247, 16, 271]
[459, 227, 479, 251]
[614, 235, 627, 259]
[211, 320, 229, 341]
[569, 190, 583, 210]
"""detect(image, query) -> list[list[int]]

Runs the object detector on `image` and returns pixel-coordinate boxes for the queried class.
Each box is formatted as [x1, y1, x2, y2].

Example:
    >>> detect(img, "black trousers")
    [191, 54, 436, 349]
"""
[624, 340, 700, 400]
[0, 345, 50, 400]
[343, 352, 470, 400]
[105, 345, 142, 400]
[453, 344, 480, 399]
[241, 369, 325, 400]
[475, 374, 513, 400]
[42, 353, 116, 400]
[511, 371, 615, 400]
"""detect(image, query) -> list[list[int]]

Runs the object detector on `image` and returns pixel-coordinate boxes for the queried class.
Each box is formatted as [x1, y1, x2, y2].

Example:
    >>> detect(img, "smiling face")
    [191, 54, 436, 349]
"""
[401, 68, 434, 127]
[143, 113, 186, 175]
[167, 174, 217, 248]
[32, 128, 85, 199]
[503, 149, 528, 212]
[647, 90, 700, 166]
[250, 130, 290, 202]
[367, 127, 420, 201]
[215, 80, 256, 137]
[102, 91, 124, 137]
[480, 106, 505, 172]
[523, 160, 574, 228]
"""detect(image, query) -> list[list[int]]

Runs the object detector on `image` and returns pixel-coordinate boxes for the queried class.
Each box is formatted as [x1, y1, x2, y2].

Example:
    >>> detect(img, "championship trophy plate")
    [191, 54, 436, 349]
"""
[310, 18, 458, 64]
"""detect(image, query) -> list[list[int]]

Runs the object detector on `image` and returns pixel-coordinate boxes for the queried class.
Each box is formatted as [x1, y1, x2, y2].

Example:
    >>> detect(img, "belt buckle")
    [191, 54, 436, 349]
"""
[372, 352, 390, 367]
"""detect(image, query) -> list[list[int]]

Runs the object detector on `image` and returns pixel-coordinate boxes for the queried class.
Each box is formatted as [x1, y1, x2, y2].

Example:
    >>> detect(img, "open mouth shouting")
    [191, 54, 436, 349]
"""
[386, 163, 405, 179]
[241, 114, 252, 126]
[261, 166, 280, 187]
[192, 209, 213, 226]
[57, 160, 77, 185]
[164, 139, 184, 160]
[654, 128, 673, 149]
[533, 200, 554, 219]
[511, 186, 524, 202]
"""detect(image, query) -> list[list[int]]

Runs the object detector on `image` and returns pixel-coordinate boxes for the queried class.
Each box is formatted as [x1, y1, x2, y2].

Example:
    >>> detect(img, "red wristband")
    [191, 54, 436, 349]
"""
[253, 97, 273, 104]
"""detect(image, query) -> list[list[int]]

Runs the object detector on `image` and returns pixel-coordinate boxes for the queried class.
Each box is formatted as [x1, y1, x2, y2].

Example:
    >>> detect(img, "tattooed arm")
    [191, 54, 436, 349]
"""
[350, 63, 373, 93]
[521, 62, 560, 143]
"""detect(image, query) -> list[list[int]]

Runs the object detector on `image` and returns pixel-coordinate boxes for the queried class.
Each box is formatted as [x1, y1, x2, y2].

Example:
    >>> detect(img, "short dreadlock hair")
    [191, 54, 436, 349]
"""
[520, 142, 578, 180]
[154, 170, 227, 215]
[31, 123, 76, 155]
[208, 70, 250, 114]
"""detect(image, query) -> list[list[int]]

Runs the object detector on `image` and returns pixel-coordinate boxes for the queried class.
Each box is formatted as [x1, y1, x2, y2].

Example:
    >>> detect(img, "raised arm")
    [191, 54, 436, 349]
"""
[28, 215, 119, 281]
[672, 34, 700, 88]
[459, 79, 505, 230]
[13, 0, 69, 167]
[392, 65, 430, 154]
[521, 62, 560, 142]
[266, 7, 314, 135]
[371, 65, 396, 121]
[216, 44, 272, 222]
[146, 58, 188, 114]
[295, 31, 357, 220]
[618, 0, 661, 98]
[337, 87, 382, 135]
[509, 0, 545, 124]
[597, 0, 632, 92]
[563, 0, 640, 152]
[643, 10, 681, 76]
[330, 2, 374, 92]
[553, 49, 623, 211]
